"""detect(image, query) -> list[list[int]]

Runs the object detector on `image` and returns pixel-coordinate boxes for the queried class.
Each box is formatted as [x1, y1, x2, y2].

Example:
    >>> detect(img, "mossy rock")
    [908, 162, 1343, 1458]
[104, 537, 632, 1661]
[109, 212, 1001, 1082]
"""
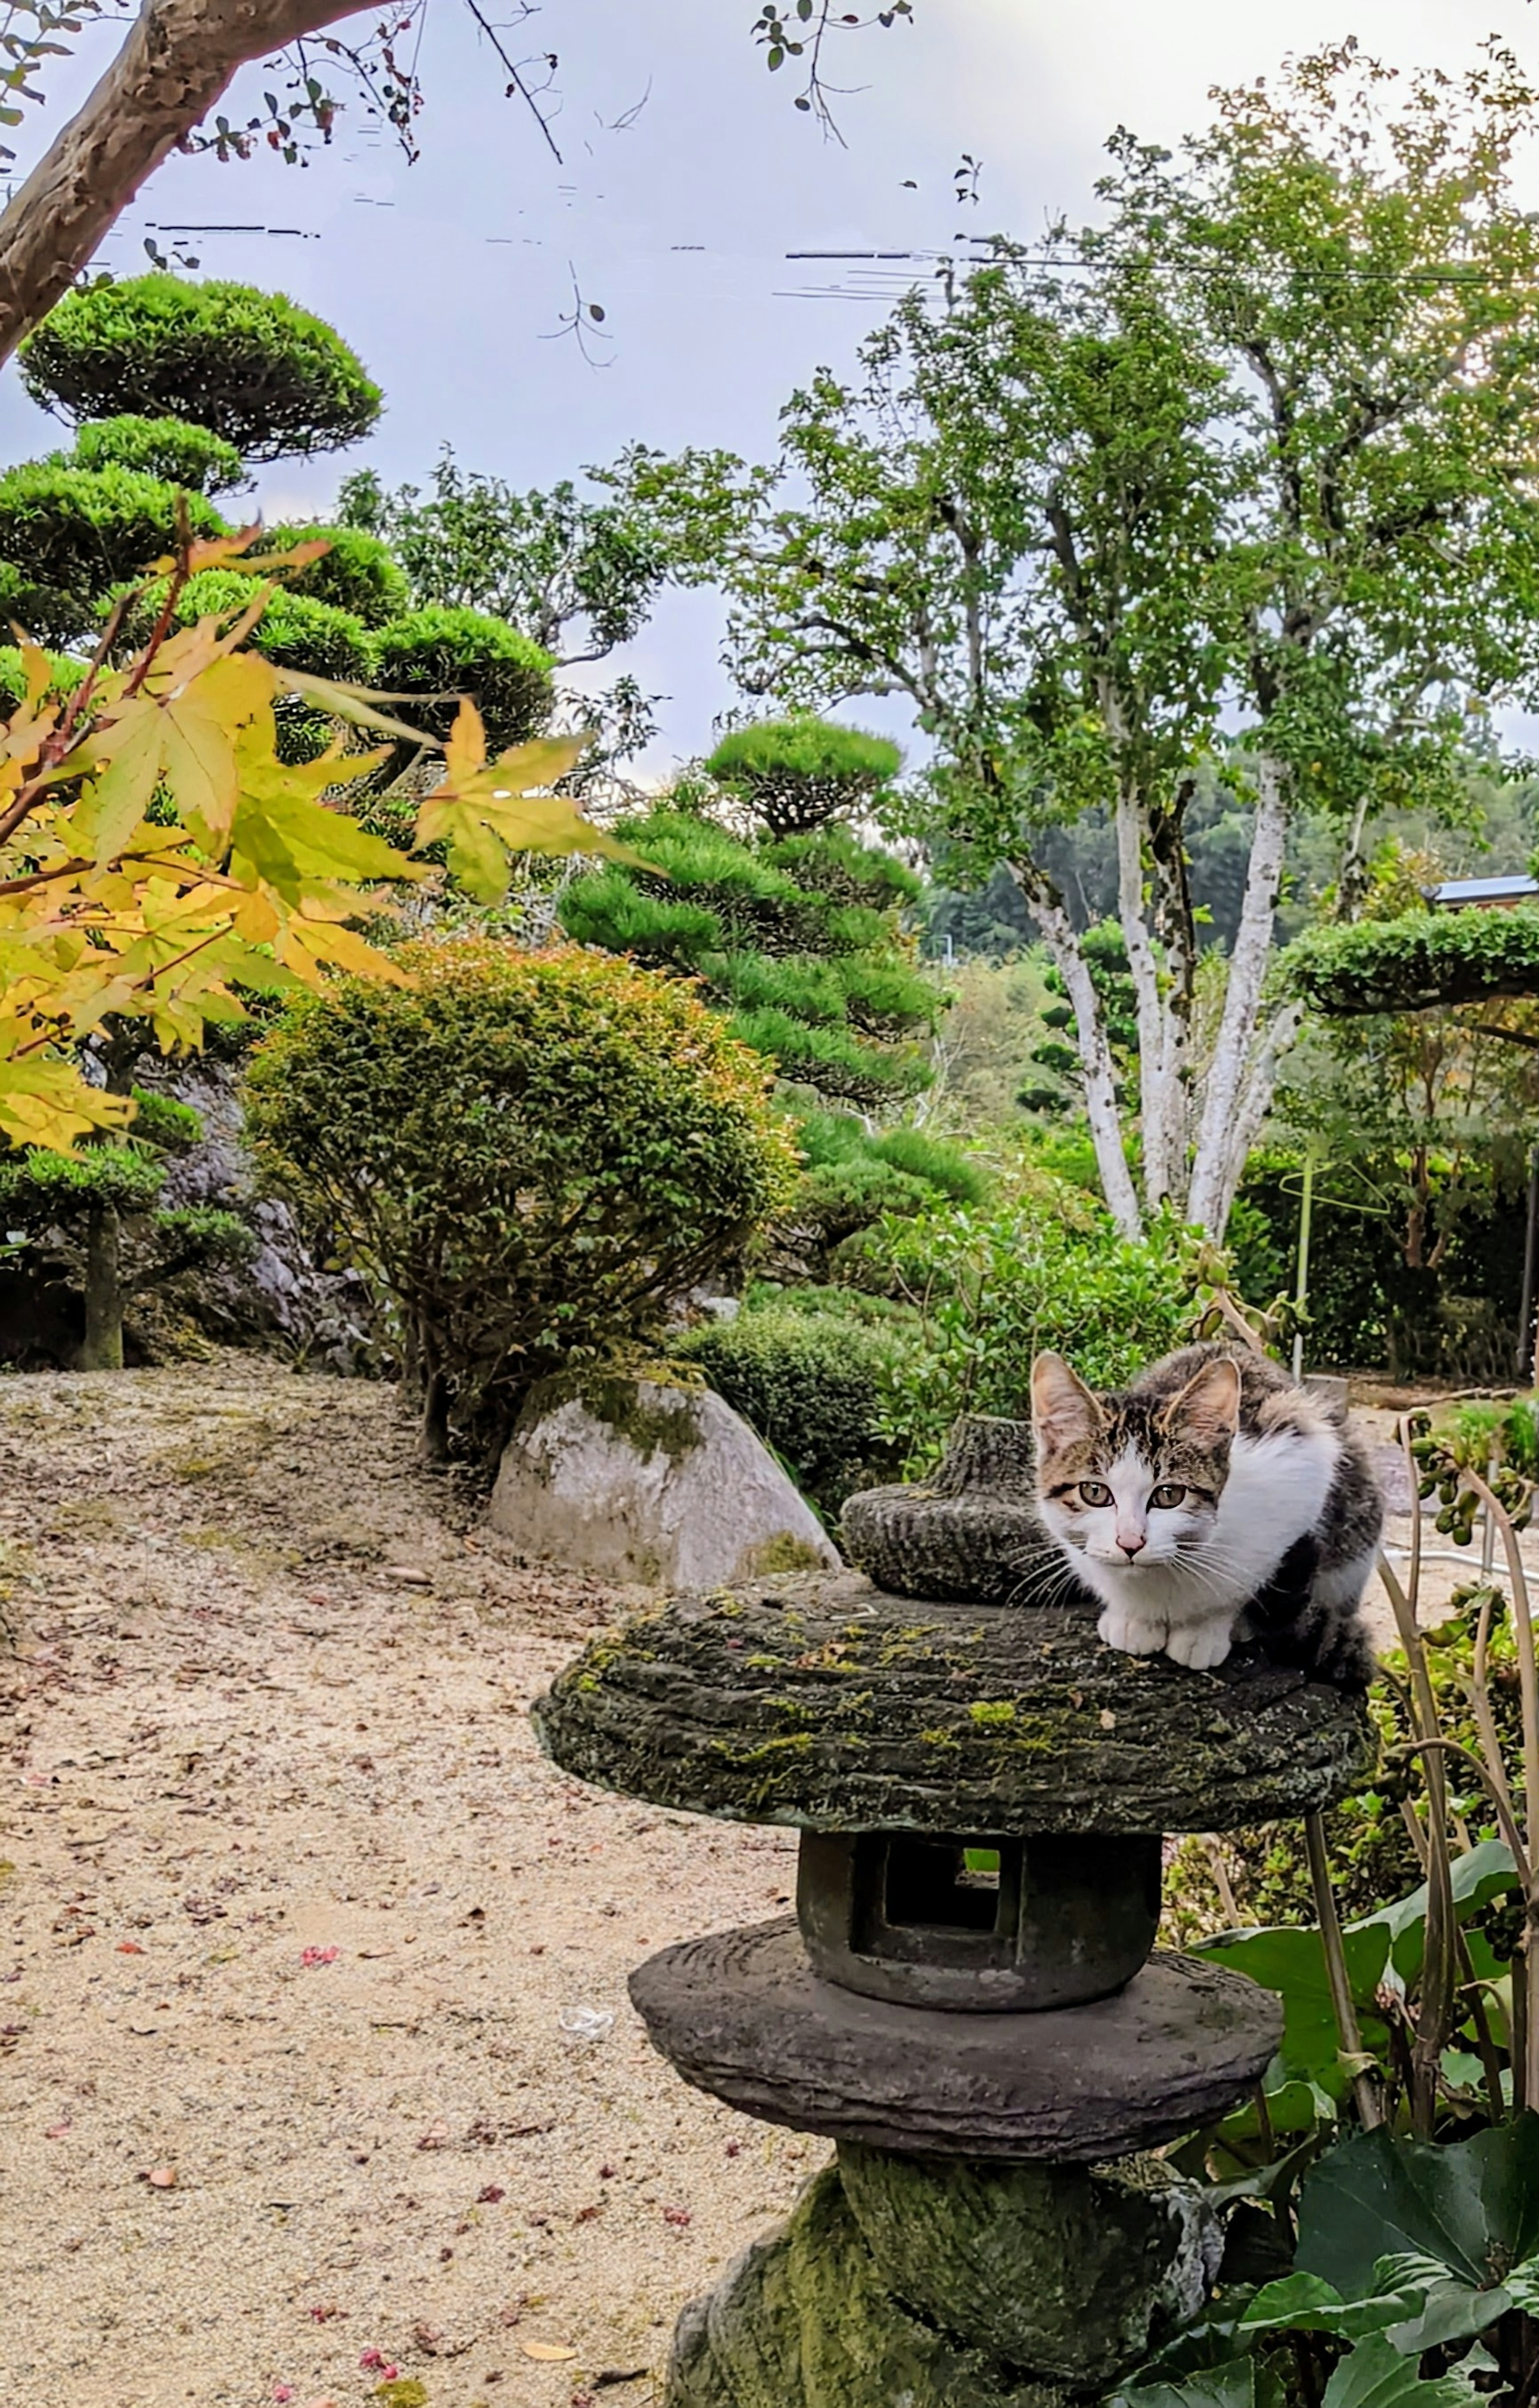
[531, 1571, 1375, 1835]
[666, 2163, 1070, 2408]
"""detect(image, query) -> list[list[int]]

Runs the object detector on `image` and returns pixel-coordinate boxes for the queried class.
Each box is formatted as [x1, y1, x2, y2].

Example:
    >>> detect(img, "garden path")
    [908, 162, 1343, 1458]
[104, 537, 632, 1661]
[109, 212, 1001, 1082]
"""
[0, 1358, 813, 2408]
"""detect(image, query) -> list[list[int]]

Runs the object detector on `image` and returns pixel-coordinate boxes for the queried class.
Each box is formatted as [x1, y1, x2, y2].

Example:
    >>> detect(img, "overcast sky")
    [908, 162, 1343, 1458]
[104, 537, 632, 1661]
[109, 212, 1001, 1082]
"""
[0, 0, 1527, 772]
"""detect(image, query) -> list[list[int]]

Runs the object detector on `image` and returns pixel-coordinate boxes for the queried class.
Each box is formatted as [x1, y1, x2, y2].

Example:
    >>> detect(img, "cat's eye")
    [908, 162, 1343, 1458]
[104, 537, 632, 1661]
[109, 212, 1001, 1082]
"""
[1149, 1482, 1188, 1509]
[1076, 1479, 1112, 1507]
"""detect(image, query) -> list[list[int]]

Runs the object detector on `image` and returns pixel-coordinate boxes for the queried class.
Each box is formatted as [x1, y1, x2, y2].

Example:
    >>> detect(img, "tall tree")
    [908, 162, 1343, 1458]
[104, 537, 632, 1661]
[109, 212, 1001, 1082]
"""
[708, 42, 1539, 1239]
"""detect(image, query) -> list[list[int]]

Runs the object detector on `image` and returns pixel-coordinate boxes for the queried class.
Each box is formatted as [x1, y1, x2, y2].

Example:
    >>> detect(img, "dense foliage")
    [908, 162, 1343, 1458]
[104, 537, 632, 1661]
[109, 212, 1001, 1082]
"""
[560, 807, 937, 1111]
[262, 522, 410, 627]
[64, 414, 246, 496]
[0, 1086, 250, 1368]
[369, 607, 554, 754]
[19, 276, 383, 460]
[862, 1189, 1209, 1471]
[246, 941, 799, 1456]
[705, 717, 901, 837]
[1291, 908, 1539, 1018]
[0, 461, 225, 645]
[677, 1286, 912, 1519]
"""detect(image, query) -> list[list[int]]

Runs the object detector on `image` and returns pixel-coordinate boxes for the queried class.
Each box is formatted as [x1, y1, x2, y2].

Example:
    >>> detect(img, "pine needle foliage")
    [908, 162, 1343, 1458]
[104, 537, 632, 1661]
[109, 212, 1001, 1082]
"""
[559, 807, 938, 1110]
[705, 716, 901, 836]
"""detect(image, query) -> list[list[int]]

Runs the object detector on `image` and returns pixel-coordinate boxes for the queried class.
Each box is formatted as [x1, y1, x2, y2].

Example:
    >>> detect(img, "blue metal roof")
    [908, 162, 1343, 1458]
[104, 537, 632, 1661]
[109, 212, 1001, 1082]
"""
[1428, 875, 1539, 906]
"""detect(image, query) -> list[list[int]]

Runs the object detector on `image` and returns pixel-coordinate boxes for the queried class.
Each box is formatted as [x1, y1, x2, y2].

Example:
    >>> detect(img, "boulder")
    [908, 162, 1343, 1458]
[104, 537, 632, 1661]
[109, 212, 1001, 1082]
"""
[488, 1373, 840, 1589]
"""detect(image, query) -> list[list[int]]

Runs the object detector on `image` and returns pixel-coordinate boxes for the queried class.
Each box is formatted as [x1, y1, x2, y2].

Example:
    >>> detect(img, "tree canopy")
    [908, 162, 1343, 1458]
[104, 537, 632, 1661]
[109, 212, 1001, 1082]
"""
[20, 275, 382, 460]
[1290, 908, 1539, 1019]
[691, 42, 1539, 1241]
[705, 718, 902, 837]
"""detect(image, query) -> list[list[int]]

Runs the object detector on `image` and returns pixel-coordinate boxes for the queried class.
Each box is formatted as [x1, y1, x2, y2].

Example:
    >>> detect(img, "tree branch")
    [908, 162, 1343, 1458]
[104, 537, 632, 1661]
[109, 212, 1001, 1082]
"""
[0, 0, 361, 364]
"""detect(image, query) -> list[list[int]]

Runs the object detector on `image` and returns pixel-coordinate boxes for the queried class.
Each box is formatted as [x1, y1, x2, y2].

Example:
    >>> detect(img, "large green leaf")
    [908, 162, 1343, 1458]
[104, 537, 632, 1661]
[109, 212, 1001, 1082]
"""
[1319, 2335, 1475, 2408]
[1195, 1924, 1391, 2095]
[1236, 2273, 1416, 2344]
[1296, 2118, 1539, 2299]
[1352, 1842, 1518, 1986]
[1112, 2354, 1285, 2408]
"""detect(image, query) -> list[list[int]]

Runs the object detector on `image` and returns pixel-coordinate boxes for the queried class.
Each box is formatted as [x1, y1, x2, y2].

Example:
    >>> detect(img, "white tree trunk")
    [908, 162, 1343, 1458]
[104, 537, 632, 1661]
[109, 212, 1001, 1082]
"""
[1113, 781, 1182, 1214]
[1214, 999, 1305, 1233]
[1009, 864, 1143, 1237]
[1186, 753, 1291, 1235]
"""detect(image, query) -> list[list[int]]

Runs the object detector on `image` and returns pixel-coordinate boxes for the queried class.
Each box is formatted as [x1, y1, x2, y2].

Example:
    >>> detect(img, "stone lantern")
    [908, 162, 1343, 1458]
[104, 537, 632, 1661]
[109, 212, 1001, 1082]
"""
[533, 1417, 1373, 2408]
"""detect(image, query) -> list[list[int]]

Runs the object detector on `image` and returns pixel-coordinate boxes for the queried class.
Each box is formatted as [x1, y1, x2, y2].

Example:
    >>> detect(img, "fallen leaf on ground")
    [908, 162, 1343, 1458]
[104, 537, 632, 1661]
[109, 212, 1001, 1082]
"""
[115, 1939, 145, 1954]
[521, 2340, 578, 2362]
[142, 2164, 178, 2188]
[43, 2120, 71, 2139]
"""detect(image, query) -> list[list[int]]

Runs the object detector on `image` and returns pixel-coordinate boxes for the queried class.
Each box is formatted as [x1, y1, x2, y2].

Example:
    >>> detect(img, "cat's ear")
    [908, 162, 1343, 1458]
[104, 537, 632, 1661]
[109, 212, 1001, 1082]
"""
[1030, 1353, 1102, 1453]
[1164, 1355, 1241, 1446]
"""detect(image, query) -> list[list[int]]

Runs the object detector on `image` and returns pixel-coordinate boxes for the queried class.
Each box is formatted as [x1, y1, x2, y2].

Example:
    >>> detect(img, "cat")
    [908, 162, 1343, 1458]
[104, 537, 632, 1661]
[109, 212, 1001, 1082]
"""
[1028, 1341, 1383, 1684]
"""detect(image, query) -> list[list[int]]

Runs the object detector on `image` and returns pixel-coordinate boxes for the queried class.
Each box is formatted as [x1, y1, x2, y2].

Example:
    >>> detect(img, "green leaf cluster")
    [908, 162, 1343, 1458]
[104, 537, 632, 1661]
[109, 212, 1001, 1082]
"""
[261, 522, 410, 626]
[245, 938, 800, 1452]
[677, 1284, 915, 1516]
[20, 275, 383, 461]
[369, 606, 553, 754]
[862, 1194, 1207, 1472]
[1289, 910, 1539, 1020]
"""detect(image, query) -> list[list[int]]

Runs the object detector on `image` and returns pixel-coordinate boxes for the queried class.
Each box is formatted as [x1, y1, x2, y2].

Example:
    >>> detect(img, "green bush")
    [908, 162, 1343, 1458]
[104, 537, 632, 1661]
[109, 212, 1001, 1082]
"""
[20, 276, 383, 461]
[678, 1289, 913, 1517]
[370, 606, 553, 752]
[245, 940, 799, 1454]
[65, 414, 246, 495]
[706, 717, 902, 835]
[264, 522, 410, 626]
[0, 462, 226, 645]
[868, 1196, 1208, 1472]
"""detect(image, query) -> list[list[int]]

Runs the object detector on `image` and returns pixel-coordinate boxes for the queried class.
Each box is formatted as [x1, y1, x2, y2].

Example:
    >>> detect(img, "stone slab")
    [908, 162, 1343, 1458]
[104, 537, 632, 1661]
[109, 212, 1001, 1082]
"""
[629, 1917, 1282, 2160]
[532, 1571, 1376, 1836]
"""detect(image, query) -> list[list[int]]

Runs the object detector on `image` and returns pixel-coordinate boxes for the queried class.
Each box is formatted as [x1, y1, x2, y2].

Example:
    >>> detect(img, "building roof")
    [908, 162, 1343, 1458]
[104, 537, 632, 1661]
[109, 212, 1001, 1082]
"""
[1427, 875, 1539, 908]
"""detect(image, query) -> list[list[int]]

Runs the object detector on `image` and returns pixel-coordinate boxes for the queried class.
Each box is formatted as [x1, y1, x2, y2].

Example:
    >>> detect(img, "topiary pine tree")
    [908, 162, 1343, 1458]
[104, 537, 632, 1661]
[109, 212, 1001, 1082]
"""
[706, 717, 902, 838]
[559, 800, 939, 1112]
[0, 1088, 252, 1369]
[19, 275, 382, 460]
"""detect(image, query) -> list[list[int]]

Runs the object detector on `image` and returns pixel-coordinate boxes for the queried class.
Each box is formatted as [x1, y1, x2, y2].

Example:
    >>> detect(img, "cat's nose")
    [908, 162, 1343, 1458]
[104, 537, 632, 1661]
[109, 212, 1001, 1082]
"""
[1118, 1533, 1146, 1559]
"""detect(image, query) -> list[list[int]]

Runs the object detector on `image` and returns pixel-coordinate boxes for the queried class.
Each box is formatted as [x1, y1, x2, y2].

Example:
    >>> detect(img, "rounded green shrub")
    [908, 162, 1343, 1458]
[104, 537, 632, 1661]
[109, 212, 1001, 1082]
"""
[20, 276, 383, 461]
[707, 716, 902, 836]
[0, 462, 226, 645]
[65, 414, 246, 495]
[678, 1290, 912, 1518]
[264, 522, 410, 626]
[245, 939, 799, 1452]
[370, 606, 553, 752]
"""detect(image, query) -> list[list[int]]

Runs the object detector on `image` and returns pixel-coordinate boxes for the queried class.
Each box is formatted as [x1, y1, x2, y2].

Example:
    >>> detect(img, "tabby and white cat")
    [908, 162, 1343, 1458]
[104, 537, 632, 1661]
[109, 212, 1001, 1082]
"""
[1029, 1342, 1383, 1684]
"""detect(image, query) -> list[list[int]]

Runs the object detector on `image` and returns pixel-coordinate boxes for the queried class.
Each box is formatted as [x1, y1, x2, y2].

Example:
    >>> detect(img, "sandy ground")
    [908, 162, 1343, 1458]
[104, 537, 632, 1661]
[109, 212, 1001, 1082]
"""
[0, 1359, 821, 2408]
[3, 1363, 1535, 2408]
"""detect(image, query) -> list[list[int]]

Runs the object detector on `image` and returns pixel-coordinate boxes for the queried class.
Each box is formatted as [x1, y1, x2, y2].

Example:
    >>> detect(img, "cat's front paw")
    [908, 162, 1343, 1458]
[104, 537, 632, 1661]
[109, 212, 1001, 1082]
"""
[1164, 1619, 1233, 1672]
[1098, 1604, 1168, 1657]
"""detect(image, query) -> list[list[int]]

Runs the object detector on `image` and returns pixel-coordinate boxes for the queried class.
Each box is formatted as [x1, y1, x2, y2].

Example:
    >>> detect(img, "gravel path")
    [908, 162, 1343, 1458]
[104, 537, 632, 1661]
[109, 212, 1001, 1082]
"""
[0, 1359, 817, 2408]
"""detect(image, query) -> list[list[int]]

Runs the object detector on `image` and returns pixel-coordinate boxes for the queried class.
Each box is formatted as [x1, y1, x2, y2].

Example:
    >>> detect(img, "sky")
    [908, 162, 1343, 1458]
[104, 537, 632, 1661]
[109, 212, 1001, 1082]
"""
[0, 0, 1530, 774]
